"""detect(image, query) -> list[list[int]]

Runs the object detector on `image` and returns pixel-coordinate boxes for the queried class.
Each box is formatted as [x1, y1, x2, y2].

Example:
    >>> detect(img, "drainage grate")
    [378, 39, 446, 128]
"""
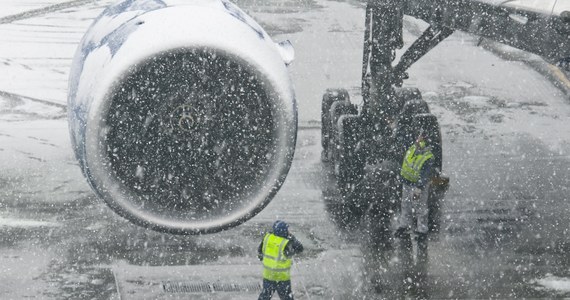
[163, 281, 262, 293]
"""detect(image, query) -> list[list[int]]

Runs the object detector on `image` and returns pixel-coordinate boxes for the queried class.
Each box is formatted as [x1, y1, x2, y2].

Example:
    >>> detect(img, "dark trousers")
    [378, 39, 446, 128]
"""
[258, 279, 293, 300]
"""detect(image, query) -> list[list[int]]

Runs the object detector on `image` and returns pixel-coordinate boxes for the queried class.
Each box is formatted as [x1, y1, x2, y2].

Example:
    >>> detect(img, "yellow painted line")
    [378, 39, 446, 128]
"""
[548, 64, 570, 88]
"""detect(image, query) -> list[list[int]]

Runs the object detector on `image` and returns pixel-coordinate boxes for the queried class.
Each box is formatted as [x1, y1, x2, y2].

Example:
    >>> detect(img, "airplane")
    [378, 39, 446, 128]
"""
[68, 0, 568, 235]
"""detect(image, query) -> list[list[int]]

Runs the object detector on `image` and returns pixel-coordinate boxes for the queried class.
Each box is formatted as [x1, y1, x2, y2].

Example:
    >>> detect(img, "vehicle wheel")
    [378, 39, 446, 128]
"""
[392, 93, 430, 161]
[394, 87, 422, 113]
[362, 189, 395, 251]
[329, 100, 357, 167]
[321, 89, 349, 161]
[411, 113, 442, 171]
[428, 175, 449, 234]
[336, 114, 362, 196]
[428, 186, 442, 234]
[359, 164, 400, 250]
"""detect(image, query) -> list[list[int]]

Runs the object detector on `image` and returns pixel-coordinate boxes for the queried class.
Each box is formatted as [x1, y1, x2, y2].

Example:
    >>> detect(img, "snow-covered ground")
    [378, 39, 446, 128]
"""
[0, 0, 75, 18]
[0, 0, 569, 298]
[0, 0, 111, 103]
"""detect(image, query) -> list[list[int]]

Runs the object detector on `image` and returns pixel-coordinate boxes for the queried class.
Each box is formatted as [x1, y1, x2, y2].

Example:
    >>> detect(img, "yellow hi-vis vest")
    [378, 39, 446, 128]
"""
[262, 233, 291, 281]
[401, 144, 433, 183]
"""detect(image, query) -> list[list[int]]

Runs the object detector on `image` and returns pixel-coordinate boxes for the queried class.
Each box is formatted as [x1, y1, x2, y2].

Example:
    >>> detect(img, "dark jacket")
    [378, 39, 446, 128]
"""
[258, 233, 304, 261]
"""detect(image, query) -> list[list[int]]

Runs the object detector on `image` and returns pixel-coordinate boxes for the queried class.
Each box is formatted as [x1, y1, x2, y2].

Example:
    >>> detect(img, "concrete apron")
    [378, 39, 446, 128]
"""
[113, 248, 364, 300]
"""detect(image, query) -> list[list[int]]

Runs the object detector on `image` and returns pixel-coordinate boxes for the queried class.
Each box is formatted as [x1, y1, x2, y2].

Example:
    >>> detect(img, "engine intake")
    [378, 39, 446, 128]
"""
[68, 0, 297, 234]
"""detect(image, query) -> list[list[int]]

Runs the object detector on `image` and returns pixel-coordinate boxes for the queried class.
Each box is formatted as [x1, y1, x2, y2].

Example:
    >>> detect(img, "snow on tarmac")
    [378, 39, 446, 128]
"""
[0, 217, 60, 228]
[0, 0, 570, 298]
[532, 274, 570, 295]
[0, 0, 69, 18]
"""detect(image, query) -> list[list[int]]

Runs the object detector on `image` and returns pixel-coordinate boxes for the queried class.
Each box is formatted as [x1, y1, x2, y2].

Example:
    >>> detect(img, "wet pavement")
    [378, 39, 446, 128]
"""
[1, 0, 570, 299]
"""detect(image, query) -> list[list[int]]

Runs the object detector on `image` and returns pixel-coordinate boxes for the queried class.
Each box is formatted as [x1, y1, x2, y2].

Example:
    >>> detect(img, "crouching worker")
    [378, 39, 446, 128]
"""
[258, 220, 304, 300]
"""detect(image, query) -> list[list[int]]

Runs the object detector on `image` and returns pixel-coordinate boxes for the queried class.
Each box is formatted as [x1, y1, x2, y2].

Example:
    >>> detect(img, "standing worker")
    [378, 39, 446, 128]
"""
[395, 130, 434, 283]
[258, 220, 304, 300]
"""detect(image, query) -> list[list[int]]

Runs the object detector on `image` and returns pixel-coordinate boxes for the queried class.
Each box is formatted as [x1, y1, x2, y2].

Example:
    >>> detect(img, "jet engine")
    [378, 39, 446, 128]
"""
[67, 0, 297, 234]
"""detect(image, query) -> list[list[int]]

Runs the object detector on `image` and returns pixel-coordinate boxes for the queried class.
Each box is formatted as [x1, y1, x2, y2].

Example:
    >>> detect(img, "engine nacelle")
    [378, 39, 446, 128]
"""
[68, 0, 297, 234]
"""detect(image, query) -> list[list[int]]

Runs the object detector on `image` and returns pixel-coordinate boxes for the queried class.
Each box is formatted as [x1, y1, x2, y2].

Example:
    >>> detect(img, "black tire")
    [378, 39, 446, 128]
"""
[362, 183, 399, 249]
[392, 92, 430, 161]
[428, 175, 449, 233]
[336, 114, 363, 196]
[328, 100, 357, 166]
[411, 113, 442, 171]
[321, 89, 350, 161]
[357, 163, 400, 249]
[394, 87, 422, 114]
[428, 185, 442, 234]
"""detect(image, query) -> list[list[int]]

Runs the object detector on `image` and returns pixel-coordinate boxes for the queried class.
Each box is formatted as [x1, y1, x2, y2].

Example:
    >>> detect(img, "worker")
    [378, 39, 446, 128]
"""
[258, 220, 304, 300]
[395, 130, 434, 281]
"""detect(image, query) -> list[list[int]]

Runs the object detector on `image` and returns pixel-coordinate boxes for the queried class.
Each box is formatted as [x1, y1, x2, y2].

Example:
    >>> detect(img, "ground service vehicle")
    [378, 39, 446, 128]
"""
[321, 0, 570, 247]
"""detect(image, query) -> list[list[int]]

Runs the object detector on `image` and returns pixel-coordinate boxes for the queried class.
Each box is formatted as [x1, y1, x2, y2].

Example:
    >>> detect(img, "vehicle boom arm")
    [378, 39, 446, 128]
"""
[405, 0, 570, 65]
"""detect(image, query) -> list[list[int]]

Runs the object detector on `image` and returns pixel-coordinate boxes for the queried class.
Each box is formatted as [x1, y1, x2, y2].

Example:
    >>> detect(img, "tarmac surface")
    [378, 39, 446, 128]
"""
[0, 0, 569, 299]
